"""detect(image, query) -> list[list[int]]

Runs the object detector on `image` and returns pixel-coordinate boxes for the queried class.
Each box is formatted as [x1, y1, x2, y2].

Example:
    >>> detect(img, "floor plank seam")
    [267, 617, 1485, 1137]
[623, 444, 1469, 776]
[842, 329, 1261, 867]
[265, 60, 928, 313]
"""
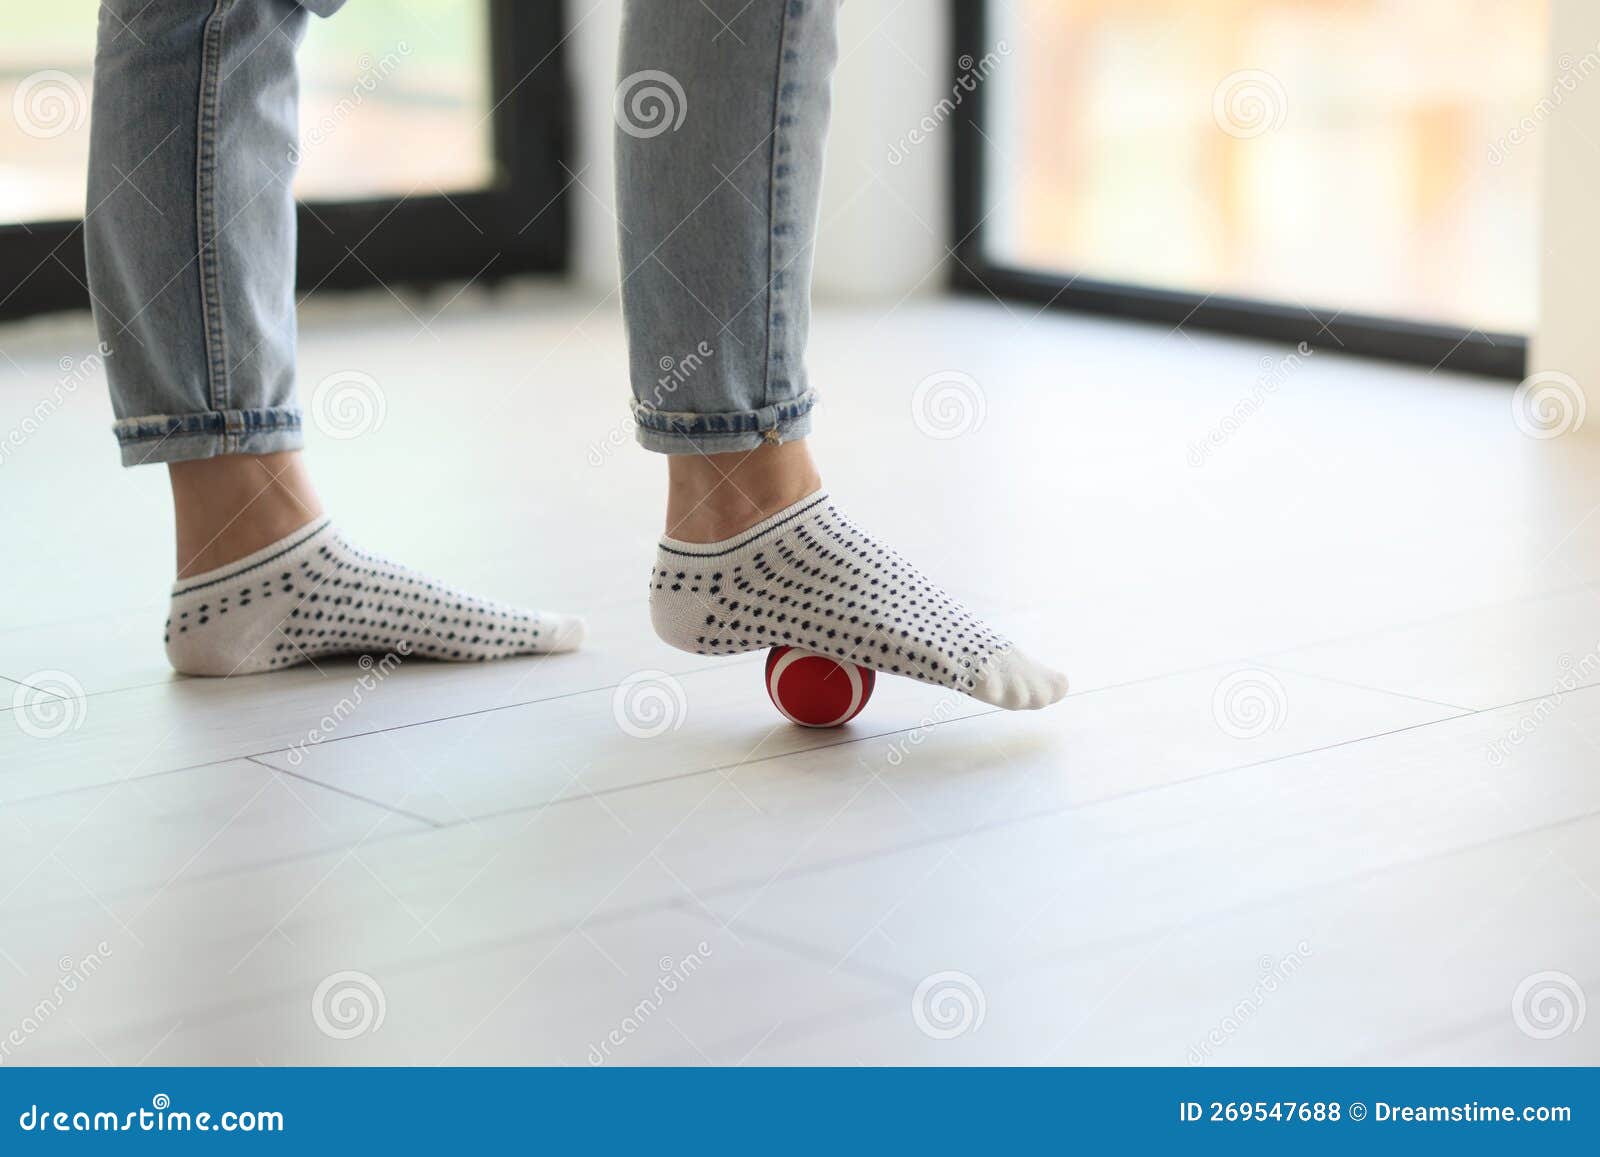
[9, 663, 1600, 916]
[1253, 660, 1480, 713]
[241, 655, 758, 764]
[19, 717, 1597, 937]
[244, 756, 445, 830]
[672, 901, 914, 991]
[9, 662, 1576, 824]
[1251, 571, 1600, 667]
[24, 801, 1595, 1059]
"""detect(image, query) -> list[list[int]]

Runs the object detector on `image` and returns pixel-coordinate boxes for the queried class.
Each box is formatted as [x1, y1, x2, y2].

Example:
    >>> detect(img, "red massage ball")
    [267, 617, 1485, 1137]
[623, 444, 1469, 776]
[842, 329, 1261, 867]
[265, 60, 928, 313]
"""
[764, 646, 875, 728]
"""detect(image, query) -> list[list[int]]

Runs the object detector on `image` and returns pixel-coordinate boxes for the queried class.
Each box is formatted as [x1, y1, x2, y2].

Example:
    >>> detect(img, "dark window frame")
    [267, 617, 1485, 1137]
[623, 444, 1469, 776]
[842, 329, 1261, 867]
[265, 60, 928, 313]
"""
[948, 1, 1526, 380]
[0, 0, 570, 323]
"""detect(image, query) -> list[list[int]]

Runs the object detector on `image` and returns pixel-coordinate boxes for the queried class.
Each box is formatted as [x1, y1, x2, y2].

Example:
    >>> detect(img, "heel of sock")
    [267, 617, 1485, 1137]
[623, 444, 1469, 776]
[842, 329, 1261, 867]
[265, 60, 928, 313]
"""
[648, 571, 698, 655]
[164, 607, 280, 677]
[649, 551, 752, 656]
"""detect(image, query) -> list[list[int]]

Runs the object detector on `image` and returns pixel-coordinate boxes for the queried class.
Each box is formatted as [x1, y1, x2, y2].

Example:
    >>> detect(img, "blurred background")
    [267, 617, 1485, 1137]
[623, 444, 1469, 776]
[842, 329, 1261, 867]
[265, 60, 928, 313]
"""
[4, 0, 494, 218]
[987, 0, 1545, 336]
[5, 0, 1600, 1069]
[0, 0, 1568, 376]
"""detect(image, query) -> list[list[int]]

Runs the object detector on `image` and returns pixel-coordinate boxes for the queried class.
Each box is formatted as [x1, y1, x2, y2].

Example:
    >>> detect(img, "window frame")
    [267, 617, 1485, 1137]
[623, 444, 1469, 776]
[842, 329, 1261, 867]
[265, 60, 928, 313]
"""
[948, 1, 1527, 380]
[0, 0, 570, 323]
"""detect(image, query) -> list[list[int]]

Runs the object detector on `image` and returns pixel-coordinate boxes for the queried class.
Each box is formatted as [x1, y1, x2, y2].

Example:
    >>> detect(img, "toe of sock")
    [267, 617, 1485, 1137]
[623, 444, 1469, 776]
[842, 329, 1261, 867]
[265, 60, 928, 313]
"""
[537, 612, 587, 653]
[970, 647, 1069, 710]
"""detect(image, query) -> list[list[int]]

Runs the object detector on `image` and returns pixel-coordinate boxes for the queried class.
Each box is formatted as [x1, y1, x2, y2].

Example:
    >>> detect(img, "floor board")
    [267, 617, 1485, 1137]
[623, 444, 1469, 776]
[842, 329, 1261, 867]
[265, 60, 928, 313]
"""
[2, 289, 1596, 1065]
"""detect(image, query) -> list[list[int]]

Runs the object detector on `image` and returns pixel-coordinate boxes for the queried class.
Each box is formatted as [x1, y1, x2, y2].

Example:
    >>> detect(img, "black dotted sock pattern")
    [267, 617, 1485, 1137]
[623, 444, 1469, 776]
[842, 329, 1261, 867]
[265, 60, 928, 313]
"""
[653, 500, 1007, 692]
[166, 527, 547, 672]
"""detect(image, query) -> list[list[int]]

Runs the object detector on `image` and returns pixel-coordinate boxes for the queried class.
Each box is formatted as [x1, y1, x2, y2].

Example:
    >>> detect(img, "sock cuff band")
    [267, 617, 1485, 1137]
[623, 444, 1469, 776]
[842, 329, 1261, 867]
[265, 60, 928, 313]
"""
[658, 490, 830, 558]
[171, 516, 334, 597]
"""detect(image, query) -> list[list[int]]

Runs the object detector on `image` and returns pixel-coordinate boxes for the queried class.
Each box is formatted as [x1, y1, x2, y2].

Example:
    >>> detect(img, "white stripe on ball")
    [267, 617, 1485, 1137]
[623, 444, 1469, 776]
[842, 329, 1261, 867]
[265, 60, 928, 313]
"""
[767, 649, 864, 728]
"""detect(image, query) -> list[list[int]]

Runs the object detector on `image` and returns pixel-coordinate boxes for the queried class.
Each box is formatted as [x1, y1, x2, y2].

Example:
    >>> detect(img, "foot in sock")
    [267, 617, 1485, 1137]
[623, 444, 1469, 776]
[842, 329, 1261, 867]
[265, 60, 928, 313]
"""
[649, 491, 1068, 710]
[165, 516, 585, 676]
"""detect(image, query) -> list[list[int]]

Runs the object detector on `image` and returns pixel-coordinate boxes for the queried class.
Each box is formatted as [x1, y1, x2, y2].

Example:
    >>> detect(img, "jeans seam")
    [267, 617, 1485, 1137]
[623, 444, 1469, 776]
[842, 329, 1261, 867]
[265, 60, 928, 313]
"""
[195, 0, 235, 443]
[635, 413, 812, 455]
[632, 390, 814, 434]
[763, 0, 796, 415]
[113, 406, 304, 441]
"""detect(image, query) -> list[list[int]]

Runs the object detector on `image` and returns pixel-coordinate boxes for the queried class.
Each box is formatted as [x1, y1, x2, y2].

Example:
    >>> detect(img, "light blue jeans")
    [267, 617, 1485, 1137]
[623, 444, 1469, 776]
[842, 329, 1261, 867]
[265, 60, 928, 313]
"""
[86, 0, 840, 466]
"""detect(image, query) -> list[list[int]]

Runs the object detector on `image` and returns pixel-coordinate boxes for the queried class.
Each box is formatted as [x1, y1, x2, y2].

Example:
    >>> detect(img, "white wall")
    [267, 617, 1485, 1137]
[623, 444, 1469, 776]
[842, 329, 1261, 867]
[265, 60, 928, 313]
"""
[1531, 0, 1600, 429]
[567, 0, 951, 299]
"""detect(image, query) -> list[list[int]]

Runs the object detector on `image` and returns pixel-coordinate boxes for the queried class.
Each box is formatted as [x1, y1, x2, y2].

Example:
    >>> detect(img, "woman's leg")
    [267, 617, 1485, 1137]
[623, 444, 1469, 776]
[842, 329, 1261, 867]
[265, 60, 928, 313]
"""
[86, 0, 323, 575]
[616, 0, 1067, 709]
[86, 0, 581, 675]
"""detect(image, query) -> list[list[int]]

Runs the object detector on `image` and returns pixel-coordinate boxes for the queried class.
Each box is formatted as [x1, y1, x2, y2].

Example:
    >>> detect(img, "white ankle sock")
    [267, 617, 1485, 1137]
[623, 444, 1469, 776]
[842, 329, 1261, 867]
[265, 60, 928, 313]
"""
[650, 492, 1068, 710]
[165, 516, 584, 676]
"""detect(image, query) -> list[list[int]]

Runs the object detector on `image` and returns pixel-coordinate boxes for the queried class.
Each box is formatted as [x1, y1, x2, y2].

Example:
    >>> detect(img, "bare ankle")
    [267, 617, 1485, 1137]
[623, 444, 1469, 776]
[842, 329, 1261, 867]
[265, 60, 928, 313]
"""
[169, 451, 324, 578]
[665, 439, 822, 543]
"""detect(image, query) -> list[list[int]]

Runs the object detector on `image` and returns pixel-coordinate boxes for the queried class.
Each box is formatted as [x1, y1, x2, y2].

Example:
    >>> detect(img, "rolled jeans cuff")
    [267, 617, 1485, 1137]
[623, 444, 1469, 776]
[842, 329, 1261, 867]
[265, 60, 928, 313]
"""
[632, 391, 816, 455]
[113, 407, 304, 467]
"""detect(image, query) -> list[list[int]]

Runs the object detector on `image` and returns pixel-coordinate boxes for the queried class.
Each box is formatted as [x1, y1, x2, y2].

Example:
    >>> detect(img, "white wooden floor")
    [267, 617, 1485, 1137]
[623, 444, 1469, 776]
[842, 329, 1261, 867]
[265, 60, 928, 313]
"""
[2, 285, 1597, 1065]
